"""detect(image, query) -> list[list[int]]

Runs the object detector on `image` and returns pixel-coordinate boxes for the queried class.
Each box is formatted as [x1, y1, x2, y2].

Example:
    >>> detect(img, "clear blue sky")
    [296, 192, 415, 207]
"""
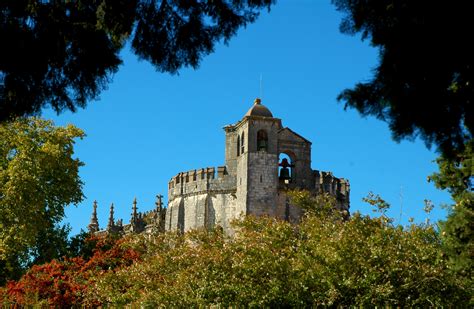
[44, 1, 451, 235]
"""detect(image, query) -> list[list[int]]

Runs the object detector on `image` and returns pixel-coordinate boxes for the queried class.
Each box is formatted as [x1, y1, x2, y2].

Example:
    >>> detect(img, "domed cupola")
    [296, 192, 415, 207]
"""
[245, 98, 273, 118]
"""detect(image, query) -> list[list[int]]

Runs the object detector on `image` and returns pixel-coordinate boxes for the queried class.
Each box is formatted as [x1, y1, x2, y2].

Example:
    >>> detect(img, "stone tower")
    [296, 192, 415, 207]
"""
[226, 98, 281, 217]
[166, 98, 350, 233]
[88, 98, 350, 236]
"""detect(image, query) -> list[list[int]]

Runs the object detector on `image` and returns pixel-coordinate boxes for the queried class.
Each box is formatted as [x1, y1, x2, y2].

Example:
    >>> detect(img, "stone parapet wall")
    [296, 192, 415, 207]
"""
[168, 166, 236, 201]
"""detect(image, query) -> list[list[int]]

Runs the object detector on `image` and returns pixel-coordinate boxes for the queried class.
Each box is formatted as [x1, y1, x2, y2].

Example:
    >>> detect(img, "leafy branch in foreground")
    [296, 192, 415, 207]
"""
[333, 0, 473, 158]
[1, 0, 275, 121]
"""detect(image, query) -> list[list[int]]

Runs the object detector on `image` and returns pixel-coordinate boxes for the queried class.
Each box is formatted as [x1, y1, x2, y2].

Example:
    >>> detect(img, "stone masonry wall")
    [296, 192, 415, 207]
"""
[275, 190, 303, 223]
[246, 151, 279, 217]
[166, 192, 238, 233]
[166, 166, 238, 233]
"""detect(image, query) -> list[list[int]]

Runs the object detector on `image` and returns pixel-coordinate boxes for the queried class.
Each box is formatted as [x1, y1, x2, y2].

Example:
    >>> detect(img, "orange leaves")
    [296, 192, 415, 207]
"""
[0, 234, 145, 307]
[2, 259, 85, 307]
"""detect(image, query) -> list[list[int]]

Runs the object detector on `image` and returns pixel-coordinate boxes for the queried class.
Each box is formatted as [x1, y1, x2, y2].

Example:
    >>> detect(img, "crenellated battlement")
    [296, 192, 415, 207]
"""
[168, 166, 236, 201]
[168, 166, 226, 187]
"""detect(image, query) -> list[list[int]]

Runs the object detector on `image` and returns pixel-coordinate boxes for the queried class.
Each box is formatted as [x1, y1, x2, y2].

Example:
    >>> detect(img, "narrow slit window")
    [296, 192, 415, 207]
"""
[237, 135, 240, 156]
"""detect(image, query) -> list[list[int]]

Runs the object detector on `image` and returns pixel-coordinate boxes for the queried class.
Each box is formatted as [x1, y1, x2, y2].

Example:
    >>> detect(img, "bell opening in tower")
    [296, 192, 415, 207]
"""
[278, 153, 293, 184]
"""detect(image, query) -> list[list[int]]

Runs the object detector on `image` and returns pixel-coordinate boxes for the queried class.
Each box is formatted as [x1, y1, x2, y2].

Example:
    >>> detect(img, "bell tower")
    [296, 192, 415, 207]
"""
[233, 98, 282, 217]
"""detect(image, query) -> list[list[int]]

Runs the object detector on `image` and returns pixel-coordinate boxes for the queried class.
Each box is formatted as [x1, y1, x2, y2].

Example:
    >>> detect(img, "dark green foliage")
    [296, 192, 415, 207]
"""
[429, 139, 473, 201]
[0, 0, 274, 121]
[333, 0, 473, 158]
[0, 224, 83, 285]
[430, 139, 473, 292]
[0, 254, 22, 286]
[67, 230, 97, 260]
[32, 228, 99, 264]
[333, 3, 473, 295]
[440, 204, 473, 274]
[29, 223, 71, 267]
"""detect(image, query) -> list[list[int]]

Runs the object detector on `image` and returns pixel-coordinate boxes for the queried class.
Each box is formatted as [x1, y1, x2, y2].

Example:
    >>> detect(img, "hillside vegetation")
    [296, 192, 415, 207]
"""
[1, 192, 470, 307]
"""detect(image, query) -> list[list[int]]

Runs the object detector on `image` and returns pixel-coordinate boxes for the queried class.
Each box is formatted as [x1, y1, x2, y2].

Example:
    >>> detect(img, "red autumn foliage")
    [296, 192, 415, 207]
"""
[2, 259, 86, 307]
[81, 236, 142, 272]
[0, 234, 144, 307]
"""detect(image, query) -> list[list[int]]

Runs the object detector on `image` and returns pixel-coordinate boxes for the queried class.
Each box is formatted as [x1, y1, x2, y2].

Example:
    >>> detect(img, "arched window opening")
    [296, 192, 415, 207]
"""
[257, 130, 268, 151]
[278, 153, 294, 184]
[241, 132, 245, 154]
[237, 135, 240, 156]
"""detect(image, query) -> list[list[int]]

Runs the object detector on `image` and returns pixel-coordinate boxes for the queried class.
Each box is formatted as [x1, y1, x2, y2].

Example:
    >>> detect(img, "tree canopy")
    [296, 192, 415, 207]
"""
[430, 140, 473, 285]
[333, 0, 473, 157]
[333, 0, 473, 291]
[0, 0, 274, 122]
[0, 117, 84, 282]
[1, 197, 470, 307]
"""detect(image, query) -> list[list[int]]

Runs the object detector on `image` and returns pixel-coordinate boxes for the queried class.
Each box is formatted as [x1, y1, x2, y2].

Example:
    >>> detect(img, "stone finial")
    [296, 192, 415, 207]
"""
[155, 194, 163, 212]
[131, 197, 144, 233]
[88, 200, 99, 233]
[254, 98, 261, 105]
[130, 197, 138, 225]
[107, 203, 115, 231]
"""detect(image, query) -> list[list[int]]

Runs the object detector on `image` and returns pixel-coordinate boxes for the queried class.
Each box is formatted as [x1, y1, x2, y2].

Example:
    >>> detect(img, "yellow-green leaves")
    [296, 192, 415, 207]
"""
[86, 210, 468, 307]
[0, 117, 84, 279]
[288, 190, 339, 219]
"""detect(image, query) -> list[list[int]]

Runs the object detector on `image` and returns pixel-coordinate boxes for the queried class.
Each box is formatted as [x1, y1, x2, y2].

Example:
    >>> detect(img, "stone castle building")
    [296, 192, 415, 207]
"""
[88, 99, 350, 235]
